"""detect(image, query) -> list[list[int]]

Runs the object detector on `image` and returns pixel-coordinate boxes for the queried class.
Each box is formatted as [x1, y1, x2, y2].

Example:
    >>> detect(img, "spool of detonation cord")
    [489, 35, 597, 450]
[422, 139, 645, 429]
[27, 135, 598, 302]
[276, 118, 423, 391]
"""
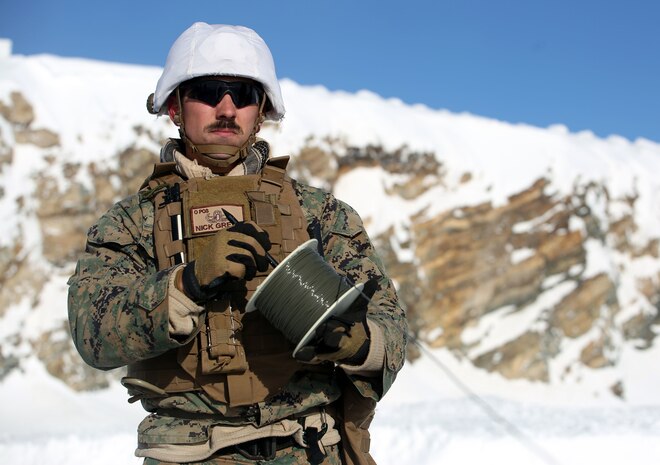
[246, 239, 364, 356]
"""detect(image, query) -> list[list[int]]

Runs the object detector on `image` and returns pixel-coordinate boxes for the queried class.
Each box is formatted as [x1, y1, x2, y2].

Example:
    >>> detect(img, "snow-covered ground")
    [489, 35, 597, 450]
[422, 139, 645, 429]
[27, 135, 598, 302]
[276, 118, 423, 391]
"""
[2, 346, 659, 465]
[2, 47, 660, 465]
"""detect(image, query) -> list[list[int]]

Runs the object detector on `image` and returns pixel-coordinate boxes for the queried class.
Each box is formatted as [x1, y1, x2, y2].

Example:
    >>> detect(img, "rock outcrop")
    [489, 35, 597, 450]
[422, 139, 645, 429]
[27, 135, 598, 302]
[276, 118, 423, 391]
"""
[289, 141, 660, 390]
[1, 89, 659, 400]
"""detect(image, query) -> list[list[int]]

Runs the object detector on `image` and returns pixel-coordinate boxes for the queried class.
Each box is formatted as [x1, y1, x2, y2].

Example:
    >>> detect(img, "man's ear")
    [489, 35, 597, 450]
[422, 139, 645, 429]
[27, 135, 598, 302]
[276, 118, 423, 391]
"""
[168, 95, 181, 126]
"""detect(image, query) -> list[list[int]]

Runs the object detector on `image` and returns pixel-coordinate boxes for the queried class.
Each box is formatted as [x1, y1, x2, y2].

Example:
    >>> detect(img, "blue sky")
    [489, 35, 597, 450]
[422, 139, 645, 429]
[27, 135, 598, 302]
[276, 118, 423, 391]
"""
[2, 0, 659, 142]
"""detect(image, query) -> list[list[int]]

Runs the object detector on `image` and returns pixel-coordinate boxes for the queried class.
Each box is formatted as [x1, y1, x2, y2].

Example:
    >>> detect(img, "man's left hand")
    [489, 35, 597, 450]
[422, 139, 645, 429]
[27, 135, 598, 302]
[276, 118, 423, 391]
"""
[296, 307, 370, 365]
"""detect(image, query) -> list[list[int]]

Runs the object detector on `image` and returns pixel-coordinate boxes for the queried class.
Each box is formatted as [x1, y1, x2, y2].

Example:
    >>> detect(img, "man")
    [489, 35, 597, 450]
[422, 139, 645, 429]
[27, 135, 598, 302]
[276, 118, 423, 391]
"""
[68, 22, 407, 465]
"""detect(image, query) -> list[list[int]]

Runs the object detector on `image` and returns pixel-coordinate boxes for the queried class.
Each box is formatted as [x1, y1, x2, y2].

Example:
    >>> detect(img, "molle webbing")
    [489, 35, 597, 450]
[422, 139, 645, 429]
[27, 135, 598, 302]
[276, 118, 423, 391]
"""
[255, 156, 310, 261]
[141, 163, 188, 270]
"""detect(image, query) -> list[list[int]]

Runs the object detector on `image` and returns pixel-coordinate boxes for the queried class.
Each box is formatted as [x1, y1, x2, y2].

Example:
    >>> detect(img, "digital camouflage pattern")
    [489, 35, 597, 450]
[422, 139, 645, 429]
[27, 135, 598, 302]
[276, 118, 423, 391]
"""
[67, 162, 407, 458]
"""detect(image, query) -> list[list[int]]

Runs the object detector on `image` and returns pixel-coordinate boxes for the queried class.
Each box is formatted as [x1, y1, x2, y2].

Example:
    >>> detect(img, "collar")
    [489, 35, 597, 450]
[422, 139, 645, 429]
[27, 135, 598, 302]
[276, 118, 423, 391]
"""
[159, 138, 270, 179]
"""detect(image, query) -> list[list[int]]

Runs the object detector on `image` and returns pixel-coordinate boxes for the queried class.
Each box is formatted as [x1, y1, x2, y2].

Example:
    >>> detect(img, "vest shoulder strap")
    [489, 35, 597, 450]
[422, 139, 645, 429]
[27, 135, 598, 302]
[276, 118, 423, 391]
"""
[139, 162, 183, 192]
[260, 156, 290, 195]
[140, 163, 187, 269]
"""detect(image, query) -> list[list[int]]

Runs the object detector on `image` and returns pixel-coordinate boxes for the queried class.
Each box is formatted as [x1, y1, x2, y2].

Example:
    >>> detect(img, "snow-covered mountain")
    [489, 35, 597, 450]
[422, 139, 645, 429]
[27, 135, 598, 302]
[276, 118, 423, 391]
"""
[1, 44, 660, 464]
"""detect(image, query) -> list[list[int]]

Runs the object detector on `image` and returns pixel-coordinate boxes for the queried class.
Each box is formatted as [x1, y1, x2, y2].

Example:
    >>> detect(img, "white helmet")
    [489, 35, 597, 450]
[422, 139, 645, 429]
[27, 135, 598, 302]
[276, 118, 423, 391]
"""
[151, 22, 285, 121]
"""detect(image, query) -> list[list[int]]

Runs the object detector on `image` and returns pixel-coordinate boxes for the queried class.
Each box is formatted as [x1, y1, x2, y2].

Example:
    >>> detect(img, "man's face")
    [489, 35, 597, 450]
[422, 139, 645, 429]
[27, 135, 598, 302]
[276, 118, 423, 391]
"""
[172, 77, 262, 160]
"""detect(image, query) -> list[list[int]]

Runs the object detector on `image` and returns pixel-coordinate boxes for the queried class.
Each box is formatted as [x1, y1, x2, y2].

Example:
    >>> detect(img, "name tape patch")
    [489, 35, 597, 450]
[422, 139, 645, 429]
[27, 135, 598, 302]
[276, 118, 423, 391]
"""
[190, 204, 244, 235]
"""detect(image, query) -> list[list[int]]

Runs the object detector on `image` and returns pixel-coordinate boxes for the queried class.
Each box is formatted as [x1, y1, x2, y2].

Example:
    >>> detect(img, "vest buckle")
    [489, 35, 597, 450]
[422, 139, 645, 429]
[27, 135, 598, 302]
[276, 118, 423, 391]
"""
[234, 437, 278, 461]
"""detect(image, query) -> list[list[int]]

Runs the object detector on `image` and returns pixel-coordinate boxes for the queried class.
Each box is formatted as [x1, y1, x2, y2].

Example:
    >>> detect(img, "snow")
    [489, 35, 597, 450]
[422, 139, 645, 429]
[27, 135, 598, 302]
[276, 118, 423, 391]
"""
[1, 49, 660, 465]
[2, 347, 660, 464]
[510, 247, 535, 264]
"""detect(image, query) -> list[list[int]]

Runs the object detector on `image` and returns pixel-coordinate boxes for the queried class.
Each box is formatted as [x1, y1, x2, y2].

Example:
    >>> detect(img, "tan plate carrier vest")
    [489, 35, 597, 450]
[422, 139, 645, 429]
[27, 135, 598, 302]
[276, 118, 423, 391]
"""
[127, 156, 330, 407]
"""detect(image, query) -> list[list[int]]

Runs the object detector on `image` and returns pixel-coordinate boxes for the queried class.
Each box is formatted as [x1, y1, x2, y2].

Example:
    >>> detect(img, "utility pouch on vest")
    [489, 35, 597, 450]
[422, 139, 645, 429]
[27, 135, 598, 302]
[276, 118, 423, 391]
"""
[146, 166, 188, 270]
[200, 301, 247, 375]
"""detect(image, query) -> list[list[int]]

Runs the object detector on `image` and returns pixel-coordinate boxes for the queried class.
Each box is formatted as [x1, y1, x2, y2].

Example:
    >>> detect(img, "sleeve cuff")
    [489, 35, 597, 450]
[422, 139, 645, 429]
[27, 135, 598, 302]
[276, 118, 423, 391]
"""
[167, 265, 205, 339]
[340, 319, 385, 375]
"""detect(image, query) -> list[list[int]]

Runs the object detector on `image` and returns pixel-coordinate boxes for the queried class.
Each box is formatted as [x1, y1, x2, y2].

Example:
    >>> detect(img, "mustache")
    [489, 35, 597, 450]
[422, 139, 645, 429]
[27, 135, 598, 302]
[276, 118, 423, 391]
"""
[205, 118, 243, 133]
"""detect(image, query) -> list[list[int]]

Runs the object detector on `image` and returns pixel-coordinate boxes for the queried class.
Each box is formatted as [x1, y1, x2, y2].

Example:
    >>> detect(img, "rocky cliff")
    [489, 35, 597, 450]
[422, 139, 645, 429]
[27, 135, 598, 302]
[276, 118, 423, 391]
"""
[1, 53, 659, 401]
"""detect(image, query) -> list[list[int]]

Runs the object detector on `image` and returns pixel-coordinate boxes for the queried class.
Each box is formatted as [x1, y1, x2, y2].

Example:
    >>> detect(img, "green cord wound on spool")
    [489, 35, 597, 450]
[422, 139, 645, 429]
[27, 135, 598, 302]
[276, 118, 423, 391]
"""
[246, 239, 364, 356]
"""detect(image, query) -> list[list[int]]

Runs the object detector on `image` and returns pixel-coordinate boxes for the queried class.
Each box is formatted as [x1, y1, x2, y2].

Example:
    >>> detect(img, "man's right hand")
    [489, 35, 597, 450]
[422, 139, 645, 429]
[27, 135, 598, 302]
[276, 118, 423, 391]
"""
[181, 221, 271, 302]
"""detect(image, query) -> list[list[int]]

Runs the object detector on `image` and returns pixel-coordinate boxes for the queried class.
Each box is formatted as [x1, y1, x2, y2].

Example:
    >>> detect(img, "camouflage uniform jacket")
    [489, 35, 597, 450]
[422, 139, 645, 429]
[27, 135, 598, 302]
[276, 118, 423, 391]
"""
[67, 157, 407, 445]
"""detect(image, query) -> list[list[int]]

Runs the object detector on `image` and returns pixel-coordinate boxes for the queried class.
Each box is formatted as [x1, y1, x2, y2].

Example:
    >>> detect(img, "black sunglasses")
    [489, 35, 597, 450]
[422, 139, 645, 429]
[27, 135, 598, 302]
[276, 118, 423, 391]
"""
[184, 80, 264, 108]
